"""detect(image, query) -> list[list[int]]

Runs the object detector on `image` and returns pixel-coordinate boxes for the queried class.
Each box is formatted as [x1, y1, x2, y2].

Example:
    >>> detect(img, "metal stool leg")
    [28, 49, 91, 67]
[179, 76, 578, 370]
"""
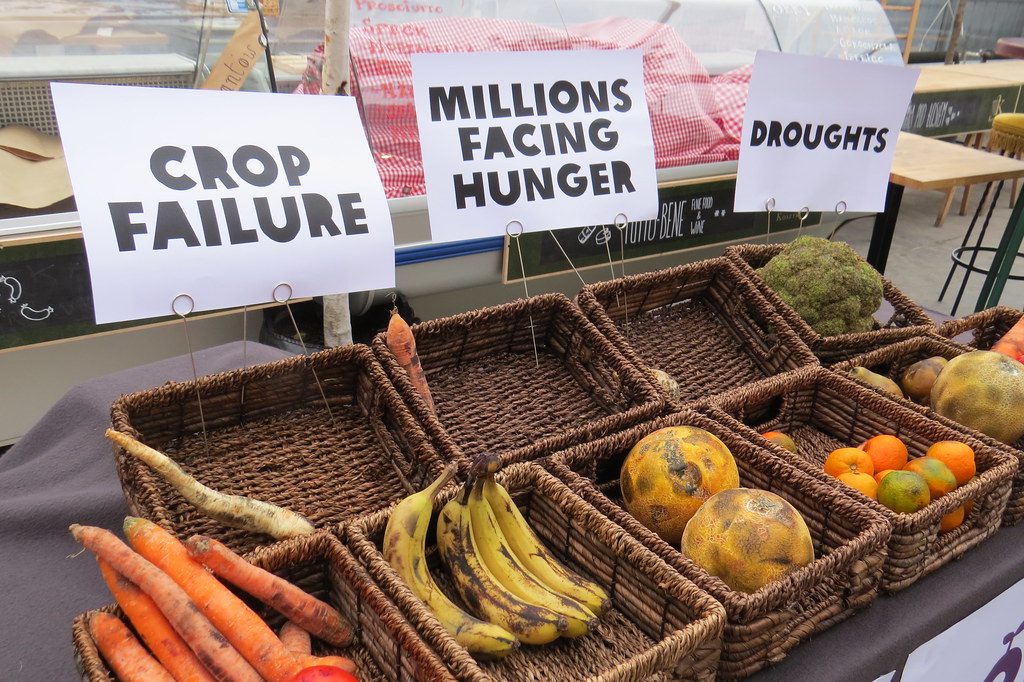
[949, 180, 1007, 316]
[939, 180, 998, 301]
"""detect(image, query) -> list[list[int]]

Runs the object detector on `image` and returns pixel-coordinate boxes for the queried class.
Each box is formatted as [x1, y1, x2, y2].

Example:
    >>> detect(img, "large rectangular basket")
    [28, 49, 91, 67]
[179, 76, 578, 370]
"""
[109, 343, 451, 556]
[345, 462, 727, 682]
[724, 242, 935, 364]
[73, 530, 457, 682]
[371, 293, 666, 469]
[575, 257, 819, 409]
[543, 409, 891, 680]
[706, 366, 1016, 593]
[833, 333, 1024, 526]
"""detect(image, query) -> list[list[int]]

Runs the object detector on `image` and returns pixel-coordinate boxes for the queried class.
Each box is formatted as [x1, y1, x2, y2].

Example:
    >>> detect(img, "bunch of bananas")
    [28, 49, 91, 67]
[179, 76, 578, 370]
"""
[383, 455, 610, 659]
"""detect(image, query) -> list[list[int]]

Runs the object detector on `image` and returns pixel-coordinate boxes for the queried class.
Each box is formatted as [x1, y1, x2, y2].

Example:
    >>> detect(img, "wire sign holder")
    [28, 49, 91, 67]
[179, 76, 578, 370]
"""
[171, 293, 210, 453]
[506, 220, 541, 369]
[273, 282, 339, 428]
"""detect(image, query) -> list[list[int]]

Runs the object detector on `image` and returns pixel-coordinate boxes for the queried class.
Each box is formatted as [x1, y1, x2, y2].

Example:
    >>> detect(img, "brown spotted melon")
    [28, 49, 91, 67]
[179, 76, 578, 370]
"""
[681, 487, 814, 593]
[619, 425, 739, 544]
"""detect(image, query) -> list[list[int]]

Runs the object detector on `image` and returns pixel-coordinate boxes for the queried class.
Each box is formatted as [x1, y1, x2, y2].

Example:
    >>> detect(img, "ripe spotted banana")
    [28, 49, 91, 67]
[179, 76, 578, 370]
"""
[482, 475, 611, 617]
[468, 477, 598, 638]
[436, 482, 569, 645]
[383, 464, 519, 660]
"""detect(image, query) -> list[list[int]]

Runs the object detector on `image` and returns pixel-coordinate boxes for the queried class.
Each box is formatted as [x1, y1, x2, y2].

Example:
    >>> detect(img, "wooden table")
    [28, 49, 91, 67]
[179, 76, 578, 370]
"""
[906, 64, 1022, 137]
[869, 133, 1024, 311]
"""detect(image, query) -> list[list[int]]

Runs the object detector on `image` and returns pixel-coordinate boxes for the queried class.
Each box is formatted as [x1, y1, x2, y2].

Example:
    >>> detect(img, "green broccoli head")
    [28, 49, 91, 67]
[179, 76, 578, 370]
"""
[755, 236, 883, 337]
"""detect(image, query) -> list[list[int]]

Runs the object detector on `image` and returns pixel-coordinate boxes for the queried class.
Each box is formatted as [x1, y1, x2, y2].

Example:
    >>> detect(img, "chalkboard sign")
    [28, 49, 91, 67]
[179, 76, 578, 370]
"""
[503, 177, 820, 281]
[903, 85, 1021, 137]
[0, 238, 163, 349]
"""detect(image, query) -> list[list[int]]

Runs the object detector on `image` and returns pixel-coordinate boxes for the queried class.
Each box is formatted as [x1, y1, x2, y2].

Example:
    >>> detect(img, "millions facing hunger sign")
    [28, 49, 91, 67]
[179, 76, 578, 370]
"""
[49, 83, 395, 325]
[411, 50, 659, 243]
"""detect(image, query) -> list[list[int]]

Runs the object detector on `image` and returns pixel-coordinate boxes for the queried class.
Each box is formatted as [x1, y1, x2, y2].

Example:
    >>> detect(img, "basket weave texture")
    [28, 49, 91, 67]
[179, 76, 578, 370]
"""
[345, 462, 727, 682]
[73, 530, 456, 682]
[707, 366, 1016, 593]
[109, 343, 450, 555]
[575, 257, 819, 409]
[543, 408, 890, 680]
[723, 242, 935, 364]
[834, 333, 1024, 526]
[371, 293, 666, 470]
[935, 305, 1023, 349]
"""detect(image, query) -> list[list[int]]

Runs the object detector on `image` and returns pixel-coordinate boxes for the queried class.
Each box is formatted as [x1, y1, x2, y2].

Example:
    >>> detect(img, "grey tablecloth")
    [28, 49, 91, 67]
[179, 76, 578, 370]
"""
[0, 341, 292, 681]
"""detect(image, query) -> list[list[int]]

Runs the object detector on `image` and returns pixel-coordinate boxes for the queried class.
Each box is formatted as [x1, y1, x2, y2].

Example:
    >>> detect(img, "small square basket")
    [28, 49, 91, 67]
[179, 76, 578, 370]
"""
[574, 257, 819, 408]
[706, 365, 1017, 592]
[935, 305, 1023, 349]
[834, 333, 1024, 527]
[371, 293, 667, 469]
[72, 530, 457, 682]
[345, 462, 727, 682]
[723, 242, 936, 364]
[109, 343, 450, 555]
[543, 408, 891, 680]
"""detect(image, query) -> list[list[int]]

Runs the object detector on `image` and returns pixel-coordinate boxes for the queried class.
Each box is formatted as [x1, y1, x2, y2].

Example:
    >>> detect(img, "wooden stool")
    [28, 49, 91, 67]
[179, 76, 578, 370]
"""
[996, 38, 1024, 59]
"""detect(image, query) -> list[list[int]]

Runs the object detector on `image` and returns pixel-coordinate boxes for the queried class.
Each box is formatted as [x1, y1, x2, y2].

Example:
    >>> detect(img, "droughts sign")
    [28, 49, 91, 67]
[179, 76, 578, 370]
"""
[412, 50, 658, 243]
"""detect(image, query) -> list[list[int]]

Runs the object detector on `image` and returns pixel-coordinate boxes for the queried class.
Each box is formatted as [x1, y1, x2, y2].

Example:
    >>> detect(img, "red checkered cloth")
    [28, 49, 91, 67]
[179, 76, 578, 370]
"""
[295, 16, 749, 198]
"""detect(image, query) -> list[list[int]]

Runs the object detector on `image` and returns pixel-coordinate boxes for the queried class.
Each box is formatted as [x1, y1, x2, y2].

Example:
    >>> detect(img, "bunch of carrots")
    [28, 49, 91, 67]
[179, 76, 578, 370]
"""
[71, 517, 357, 682]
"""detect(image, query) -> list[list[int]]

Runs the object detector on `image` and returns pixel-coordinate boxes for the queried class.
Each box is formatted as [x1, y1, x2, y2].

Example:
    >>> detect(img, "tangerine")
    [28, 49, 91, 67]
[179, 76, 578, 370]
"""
[823, 447, 875, 478]
[761, 431, 798, 454]
[837, 471, 878, 499]
[939, 504, 966, 533]
[859, 434, 909, 473]
[903, 457, 958, 499]
[874, 469, 897, 485]
[925, 440, 977, 487]
[877, 470, 931, 513]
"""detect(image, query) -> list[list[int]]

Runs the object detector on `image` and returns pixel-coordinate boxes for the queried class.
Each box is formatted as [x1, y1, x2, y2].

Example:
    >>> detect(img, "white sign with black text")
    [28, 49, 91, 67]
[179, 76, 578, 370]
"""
[412, 50, 658, 243]
[734, 51, 919, 213]
[50, 83, 395, 325]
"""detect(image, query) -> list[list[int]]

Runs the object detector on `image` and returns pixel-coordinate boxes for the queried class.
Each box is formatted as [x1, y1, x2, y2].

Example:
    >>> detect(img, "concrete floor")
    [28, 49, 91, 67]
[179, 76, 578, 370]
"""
[836, 180, 1024, 319]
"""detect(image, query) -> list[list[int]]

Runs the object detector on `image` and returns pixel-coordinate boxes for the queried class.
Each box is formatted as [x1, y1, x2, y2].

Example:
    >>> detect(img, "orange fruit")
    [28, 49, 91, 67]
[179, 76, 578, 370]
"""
[823, 447, 875, 478]
[874, 469, 897, 485]
[620, 426, 740, 544]
[761, 431, 798, 454]
[939, 504, 966, 533]
[837, 471, 878, 499]
[925, 440, 977, 487]
[859, 434, 909, 473]
[903, 457, 958, 499]
[877, 470, 931, 513]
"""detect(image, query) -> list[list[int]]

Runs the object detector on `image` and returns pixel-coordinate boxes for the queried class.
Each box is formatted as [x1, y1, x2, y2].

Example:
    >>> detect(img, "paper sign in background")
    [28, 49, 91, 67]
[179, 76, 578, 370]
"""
[734, 51, 919, 213]
[51, 83, 395, 325]
[412, 50, 659, 243]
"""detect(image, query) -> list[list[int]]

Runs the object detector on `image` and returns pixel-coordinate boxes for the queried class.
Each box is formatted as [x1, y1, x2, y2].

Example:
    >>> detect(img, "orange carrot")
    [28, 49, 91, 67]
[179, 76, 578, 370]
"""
[992, 316, 1024, 358]
[124, 517, 302, 682]
[186, 534, 354, 648]
[69, 524, 260, 682]
[386, 308, 435, 413]
[279, 620, 312, 655]
[88, 611, 177, 682]
[294, 654, 358, 674]
[97, 558, 218, 682]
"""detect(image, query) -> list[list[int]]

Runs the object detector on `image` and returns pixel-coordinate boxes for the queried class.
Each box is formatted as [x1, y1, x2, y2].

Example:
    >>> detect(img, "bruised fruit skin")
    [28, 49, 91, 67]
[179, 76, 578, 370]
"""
[681, 488, 814, 594]
[761, 431, 798, 454]
[900, 356, 948, 403]
[930, 350, 1024, 444]
[620, 426, 740, 545]
[849, 366, 904, 399]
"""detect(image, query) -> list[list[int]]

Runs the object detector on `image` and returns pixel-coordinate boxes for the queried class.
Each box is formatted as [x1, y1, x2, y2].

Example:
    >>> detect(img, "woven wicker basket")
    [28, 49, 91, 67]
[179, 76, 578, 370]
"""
[73, 530, 456, 681]
[543, 408, 890, 680]
[109, 343, 451, 556]
[707, 366, 1016, 593]
[574, 257, 819, 409]
[723, 242, 935, 364]
[371, 293, 666, 470]
[834, 333, 1024, 526]
[935, 305, 1023, 349]
[345, 462, 727, 682]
